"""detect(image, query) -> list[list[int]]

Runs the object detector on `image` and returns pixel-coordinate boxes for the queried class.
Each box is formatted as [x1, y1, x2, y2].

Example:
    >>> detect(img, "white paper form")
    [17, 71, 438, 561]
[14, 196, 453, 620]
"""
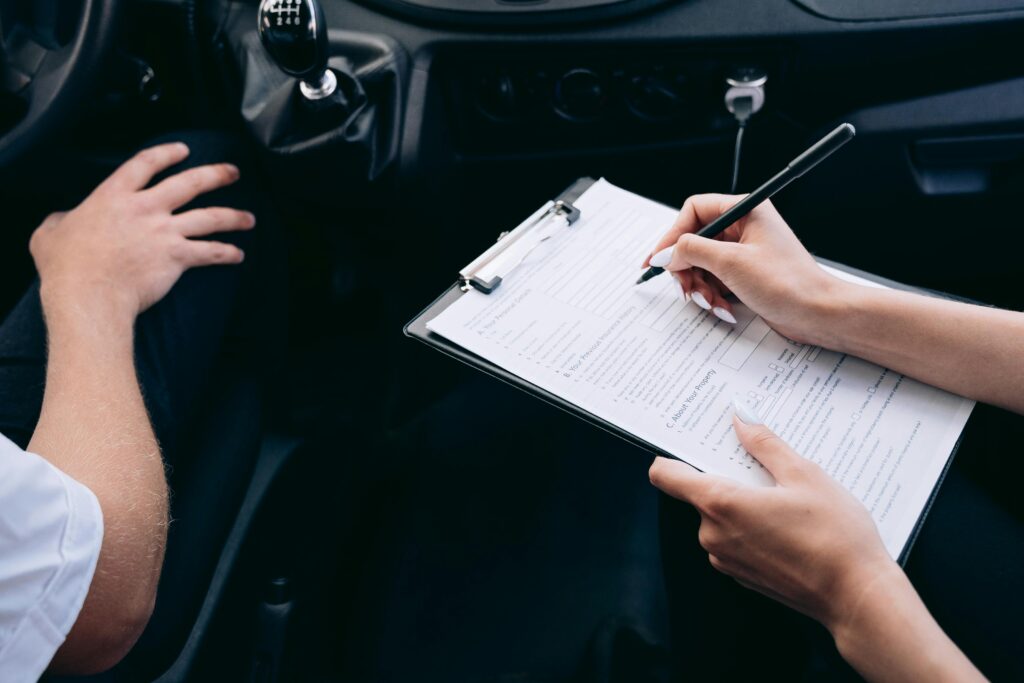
[427, 179, 975, 558]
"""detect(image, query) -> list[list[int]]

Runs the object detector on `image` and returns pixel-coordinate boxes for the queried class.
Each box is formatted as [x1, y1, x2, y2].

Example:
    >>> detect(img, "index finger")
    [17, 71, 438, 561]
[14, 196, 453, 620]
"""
[642, 193, 738, 267]
[99, 143, 191, 193]
[144, 163, 240, 210]
[648, 456, 740, 511]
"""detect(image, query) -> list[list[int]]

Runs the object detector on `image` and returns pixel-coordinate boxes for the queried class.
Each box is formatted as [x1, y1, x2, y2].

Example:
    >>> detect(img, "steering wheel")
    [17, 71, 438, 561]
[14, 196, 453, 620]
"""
[0, 0, 120, 169]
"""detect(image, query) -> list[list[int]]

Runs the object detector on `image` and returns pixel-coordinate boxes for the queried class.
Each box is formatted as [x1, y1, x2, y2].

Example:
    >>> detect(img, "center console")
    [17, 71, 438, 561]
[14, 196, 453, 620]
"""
[440, 48, 784, 157]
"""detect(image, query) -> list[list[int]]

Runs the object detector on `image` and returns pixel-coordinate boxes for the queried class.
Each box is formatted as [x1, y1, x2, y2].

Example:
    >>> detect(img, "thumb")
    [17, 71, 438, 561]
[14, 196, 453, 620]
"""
[666, 233, 738, 275]
[649, 456, 739, 511]
[731, 407, 804, 483]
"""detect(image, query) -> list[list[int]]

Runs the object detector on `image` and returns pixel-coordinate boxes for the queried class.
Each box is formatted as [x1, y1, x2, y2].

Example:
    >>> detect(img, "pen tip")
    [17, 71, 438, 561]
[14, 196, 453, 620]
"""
[634, 275, 646, 285]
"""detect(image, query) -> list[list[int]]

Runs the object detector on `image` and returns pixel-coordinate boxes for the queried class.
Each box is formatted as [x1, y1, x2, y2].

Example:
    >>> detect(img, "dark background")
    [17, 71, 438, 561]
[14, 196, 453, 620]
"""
[4, 0, 1023, 680]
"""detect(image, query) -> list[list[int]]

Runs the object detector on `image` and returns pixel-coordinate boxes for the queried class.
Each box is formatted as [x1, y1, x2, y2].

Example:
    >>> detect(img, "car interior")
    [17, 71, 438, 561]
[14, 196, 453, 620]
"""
[2, 0, 1023, 680]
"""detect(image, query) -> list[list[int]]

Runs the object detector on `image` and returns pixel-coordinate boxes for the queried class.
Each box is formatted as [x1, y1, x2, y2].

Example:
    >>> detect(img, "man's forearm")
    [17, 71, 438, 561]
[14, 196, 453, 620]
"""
[819, 283, 1024, 415]
[28, 289, 167, 673]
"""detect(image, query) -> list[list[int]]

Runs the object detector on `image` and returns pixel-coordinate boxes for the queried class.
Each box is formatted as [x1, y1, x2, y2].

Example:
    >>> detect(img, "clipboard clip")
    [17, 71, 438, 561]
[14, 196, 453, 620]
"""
[459, 199, 581, 294]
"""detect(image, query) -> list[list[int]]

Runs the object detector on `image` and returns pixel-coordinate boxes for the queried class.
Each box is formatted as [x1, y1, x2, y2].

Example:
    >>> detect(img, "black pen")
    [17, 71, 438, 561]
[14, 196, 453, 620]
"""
[636, 122, 856, 285]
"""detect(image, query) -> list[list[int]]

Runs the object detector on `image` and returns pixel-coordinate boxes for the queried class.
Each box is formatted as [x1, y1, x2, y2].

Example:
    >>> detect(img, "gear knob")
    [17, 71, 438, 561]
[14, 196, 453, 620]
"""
[258, 0, 337, 99]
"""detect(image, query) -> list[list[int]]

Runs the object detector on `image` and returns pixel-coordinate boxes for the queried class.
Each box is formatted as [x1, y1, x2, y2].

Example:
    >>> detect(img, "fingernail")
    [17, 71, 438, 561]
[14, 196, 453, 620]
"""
[226, 164, 241, 178]
[246, 212, 257, 226]
[732, 397, 763, 425]
[691, 291, 712, 310]
[175, 142, 190, 154]
[649, 246, 674, 268]
[713, 306, 737, 324]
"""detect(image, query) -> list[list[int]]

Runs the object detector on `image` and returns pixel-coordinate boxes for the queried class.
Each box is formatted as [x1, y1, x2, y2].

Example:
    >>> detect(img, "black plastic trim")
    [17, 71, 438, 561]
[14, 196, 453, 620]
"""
[790, 0, 1024, 22]
[350, 0, 680, 29]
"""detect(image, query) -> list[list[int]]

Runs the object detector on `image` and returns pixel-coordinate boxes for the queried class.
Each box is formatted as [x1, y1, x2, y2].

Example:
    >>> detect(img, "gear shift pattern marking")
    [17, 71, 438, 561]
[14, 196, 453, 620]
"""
[267, 0, 301, 26]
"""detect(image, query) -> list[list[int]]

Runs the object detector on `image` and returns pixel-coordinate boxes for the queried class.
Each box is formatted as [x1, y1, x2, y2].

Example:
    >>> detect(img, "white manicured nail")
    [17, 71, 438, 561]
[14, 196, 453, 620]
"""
[649, 246, 674, 268]
[713, 307, 737, 324]
[691, 291, 712, 310]
[732, 397, 763, 425]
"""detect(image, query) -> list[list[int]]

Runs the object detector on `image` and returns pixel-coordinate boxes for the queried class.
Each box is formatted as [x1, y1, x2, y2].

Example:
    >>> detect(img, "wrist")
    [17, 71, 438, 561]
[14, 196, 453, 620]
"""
[827, 560, 978, 683]
[804, 276, 871, 353]
[828, 558, 912, 653]
[39, 279, 137, 336]
[789, 274, 855, 349]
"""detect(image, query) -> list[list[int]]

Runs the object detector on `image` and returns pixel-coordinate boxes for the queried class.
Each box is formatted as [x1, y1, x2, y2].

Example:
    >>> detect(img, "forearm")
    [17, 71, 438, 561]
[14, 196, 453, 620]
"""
[832, 566, 984, 683]
[818, 282, 1024, 414]
[28, 289, 167, 672]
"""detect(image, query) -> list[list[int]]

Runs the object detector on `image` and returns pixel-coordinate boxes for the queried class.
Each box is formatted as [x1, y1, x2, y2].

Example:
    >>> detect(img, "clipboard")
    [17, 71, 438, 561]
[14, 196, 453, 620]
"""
[404, 176, 969, 566]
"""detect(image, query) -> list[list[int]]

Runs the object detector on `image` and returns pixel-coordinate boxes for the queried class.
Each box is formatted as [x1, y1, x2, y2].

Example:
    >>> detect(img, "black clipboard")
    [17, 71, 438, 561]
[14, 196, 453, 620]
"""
[404, 176, 970, 566]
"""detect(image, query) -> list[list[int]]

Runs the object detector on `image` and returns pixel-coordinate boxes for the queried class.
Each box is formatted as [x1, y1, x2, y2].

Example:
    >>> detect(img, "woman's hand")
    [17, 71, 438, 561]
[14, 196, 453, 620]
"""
[30, 142, 255, 324]
[642, 194, 848, 344]
[651, 410, 986, 682]
[649, 408, 897, 633]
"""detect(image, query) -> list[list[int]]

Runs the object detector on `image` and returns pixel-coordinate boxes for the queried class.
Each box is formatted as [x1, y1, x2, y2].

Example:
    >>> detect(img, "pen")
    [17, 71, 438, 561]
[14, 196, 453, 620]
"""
[636, 122, 856, 285]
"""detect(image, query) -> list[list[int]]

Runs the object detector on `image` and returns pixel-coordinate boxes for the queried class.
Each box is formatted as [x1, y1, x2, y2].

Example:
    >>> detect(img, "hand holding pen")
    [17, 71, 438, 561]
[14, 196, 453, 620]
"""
[637, 124, 855, 324]
[638, 123, 856, 328]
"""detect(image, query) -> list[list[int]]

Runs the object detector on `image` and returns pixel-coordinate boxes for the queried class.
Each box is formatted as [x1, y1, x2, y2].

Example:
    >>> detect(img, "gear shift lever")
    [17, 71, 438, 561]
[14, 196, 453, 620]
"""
[258, 0, 337, 100]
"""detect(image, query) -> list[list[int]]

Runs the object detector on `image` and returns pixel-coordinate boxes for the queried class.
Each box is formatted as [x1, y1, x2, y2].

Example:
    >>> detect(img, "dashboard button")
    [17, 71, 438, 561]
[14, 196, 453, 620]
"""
[475, 71, 523, 122]
[624, 71, 686, 121]
[553, 68, 607, 122]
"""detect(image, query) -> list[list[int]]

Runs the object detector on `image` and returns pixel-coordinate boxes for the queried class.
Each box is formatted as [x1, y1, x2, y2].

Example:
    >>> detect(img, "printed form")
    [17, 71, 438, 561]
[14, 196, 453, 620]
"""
[428, 179, 974, 558]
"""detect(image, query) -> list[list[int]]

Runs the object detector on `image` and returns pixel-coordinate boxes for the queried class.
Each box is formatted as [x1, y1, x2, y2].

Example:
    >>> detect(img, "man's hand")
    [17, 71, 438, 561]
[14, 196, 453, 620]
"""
[30, 142, 255, 322]
[649, 413, 896, 632]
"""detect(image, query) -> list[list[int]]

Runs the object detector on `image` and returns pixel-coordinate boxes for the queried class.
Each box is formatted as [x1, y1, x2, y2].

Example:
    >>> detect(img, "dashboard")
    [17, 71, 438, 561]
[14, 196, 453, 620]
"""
[211, 0, 1024, 167]
[189, 0, 1024, 284]
[242, 0, 1023, 163]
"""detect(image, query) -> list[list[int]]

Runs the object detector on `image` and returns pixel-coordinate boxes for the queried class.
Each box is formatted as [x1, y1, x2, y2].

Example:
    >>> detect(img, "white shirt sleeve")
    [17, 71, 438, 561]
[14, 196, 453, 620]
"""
[0, 432, 103, 682]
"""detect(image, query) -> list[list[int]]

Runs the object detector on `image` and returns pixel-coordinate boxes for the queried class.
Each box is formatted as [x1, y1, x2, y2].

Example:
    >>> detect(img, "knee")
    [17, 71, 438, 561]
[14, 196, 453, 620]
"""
[141, 131, 259, 218]
[143, 130, 249, 172]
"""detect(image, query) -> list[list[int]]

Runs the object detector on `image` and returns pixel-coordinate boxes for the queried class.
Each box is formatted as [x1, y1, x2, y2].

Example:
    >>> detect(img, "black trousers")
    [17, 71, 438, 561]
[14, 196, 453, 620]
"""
[660, 401, 1024, 682]
[1, 131, 274, 680]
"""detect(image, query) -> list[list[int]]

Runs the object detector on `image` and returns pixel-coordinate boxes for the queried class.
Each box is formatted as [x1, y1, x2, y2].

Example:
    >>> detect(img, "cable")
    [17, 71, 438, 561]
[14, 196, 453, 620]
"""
[727, 94, 754, 193]
[723, 68, 767, 193]
[730, 122, 746, 193]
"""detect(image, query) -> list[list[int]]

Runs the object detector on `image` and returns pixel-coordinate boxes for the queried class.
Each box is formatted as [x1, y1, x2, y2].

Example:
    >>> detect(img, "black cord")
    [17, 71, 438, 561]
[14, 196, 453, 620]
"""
[727, 94, 754, 193]
[730, 122, 746, 194]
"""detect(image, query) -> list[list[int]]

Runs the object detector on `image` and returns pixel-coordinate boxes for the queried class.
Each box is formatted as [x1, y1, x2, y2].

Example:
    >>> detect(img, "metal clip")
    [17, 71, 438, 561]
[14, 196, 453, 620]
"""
[459, 200, 581, 294]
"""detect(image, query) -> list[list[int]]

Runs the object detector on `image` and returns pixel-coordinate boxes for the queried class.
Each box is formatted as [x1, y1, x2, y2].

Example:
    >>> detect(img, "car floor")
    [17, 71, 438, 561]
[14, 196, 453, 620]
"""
[319, 368, 671, 683]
